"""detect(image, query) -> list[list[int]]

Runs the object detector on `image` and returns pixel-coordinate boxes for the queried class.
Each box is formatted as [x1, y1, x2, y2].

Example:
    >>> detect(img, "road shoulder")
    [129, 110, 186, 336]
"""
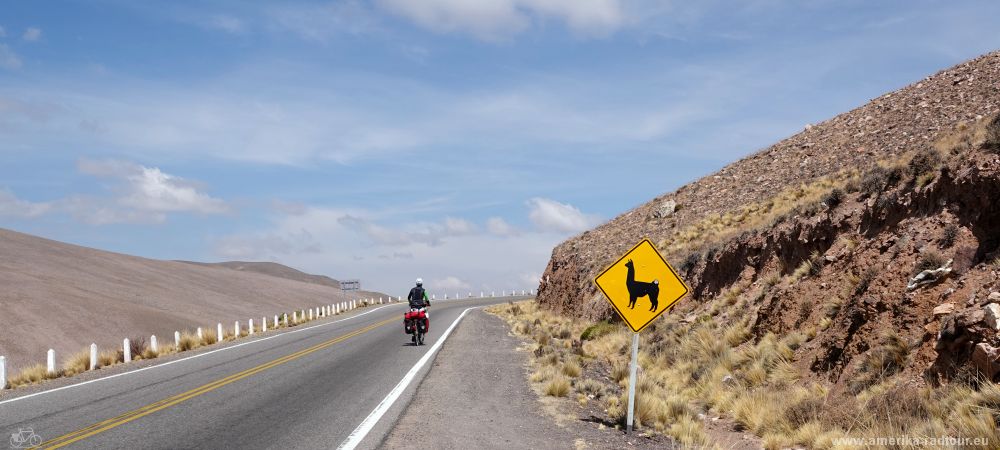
[381, 309, 673, 450]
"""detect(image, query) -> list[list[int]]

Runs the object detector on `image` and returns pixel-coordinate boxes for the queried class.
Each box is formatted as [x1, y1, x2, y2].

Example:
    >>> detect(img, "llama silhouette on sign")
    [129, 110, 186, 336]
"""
[625, 259, 659, 311]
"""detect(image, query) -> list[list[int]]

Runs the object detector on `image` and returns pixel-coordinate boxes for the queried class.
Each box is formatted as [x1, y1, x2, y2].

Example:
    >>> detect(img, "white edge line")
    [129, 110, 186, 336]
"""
[338, 307, 476, 450]
[0, 304, 402, 407]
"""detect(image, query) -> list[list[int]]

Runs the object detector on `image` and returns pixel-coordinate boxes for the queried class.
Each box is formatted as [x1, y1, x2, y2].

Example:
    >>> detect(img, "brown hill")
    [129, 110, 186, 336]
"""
[0, 228, 382, 371]
[178, 261, 342, 289]
[537, 50, 1000, 386]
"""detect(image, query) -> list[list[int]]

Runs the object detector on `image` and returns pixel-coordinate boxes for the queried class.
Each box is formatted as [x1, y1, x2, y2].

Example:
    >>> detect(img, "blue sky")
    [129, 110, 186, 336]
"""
[2, 0, 1000, 296]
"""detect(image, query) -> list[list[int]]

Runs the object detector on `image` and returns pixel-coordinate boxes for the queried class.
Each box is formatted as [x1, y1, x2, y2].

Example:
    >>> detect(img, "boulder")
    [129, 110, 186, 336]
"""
[971, 343, 1000, 380]
[907, 259, 953, 291]
[985, 303, 1000, 331]
[989, 292, 1000, 302]
[933, 303, 956, 316]
[653, 200, 677, 219]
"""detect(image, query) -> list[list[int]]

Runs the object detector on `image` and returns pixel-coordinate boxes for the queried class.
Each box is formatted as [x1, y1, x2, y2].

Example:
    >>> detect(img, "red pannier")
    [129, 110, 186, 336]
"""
[404, 310, 428, 334]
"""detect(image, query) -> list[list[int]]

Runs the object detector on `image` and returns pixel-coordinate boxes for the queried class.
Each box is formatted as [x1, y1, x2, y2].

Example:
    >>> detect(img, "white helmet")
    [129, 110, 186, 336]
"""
[416, 278, 423, 286]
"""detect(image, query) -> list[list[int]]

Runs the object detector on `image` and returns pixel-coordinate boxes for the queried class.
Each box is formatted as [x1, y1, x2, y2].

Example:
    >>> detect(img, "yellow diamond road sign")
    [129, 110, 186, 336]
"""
[594, 239, 689, 333]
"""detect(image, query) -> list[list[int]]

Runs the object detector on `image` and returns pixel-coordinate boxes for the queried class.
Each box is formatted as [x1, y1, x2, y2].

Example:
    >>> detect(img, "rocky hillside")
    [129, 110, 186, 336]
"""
[537, 51, 1000, 384]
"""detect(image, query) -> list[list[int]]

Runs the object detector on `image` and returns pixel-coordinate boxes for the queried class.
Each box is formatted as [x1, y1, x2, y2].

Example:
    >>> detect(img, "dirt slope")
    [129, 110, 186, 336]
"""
[0, 228, 381, 370]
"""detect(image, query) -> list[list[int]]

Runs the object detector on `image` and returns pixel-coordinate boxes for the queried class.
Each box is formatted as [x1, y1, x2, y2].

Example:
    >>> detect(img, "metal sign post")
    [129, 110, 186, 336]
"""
[626, 332, 639, 432]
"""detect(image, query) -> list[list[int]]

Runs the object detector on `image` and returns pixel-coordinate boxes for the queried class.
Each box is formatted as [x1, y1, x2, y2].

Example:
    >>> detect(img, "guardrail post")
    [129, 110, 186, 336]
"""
[234, 321, 240, 337]
[293, 311, 297, 323]
[197, 327, 203, 339]
[283, 313, 288, 327]
[249, 319, 254, 335]
[47, 349, 56, 374]
[175, 331, 181, 348]
[90, 343, 98, 370]
[123, 339, 131, 363]
[309, 309, 313, 321]
[151, 335, 158, 353]
[274, 315, 279, 328]
[262, 317, 267, 332]
[217, 323, 223, 342]
[0, 355, 6, 389]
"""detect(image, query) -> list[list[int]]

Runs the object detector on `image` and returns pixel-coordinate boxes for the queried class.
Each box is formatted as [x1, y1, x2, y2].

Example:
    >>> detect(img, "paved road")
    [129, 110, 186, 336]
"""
[0, 297, 523, 449]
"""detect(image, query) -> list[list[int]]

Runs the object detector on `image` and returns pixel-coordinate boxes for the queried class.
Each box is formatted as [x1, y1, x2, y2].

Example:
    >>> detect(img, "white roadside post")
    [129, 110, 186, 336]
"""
[309, 309, 313, 321]
[274, 315, 279, 328]
[123, 339, 131, 363]
[90, 343, 98, 370]
[626, 333, 639, 432]
[283, 313, 289, 327]
[0, 355, 6, 389]
[234, 321, 240, 337]
[249, 319, 255, 335]
[217, 323, 223, 342]
[47, 349, 56, 375]
[197, 327, 203, 340]
[293, 311, 298, 323]
[263, 317, 267, 332]
[175, 331, 181, 348]
[150, 335, 158, 353]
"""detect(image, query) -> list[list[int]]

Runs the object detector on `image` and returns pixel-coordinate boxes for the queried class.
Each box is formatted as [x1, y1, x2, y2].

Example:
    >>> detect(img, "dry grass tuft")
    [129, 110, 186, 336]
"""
[200, 329, 217, 346]
[61, 349, 91, 377]
[8, 364, 59, 388]
[544, 376, 571, 397]
[562, 361, 582, 378]
[178, 332, 199, 351]
[576, 378, 607, 398]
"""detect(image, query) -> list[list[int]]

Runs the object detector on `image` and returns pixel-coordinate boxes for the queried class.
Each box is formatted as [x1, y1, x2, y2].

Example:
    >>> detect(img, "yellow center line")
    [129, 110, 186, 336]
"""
[36, 317, 397, 449]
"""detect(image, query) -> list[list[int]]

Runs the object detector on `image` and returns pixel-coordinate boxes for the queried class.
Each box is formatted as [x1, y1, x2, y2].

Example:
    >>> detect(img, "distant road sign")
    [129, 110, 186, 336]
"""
[594, 239, 688, 333]
[341, 280, 361, 291]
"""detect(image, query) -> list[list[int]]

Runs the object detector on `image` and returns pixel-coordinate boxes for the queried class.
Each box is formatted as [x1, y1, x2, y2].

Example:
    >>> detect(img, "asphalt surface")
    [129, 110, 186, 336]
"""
[383, 310, 581, 450]
[0, 296, 524, 449]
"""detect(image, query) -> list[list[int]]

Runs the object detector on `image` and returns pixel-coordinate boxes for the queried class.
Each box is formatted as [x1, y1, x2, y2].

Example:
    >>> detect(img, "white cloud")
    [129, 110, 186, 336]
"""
[210, 16, 245, 33]
[0, 44, 22, 70]
[78, 159, 229, 215]
[527, 197, 599, 233]
[267, 1, 382, 41]
[213, 230, 322, 259]
[444, 217, 477, 235]
[486, 216, 519, 237]
[0, 189, 52, 218]
[337, 214, 478, 247]
[22, 27, 41, 42]
[211, 205, 557, 295]
[432, 275, 471, 292]
[376, 0, 624, 41]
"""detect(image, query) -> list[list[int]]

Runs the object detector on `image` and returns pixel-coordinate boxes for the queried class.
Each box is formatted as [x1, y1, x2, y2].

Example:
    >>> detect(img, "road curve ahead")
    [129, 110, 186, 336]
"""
[0, 296, 523, 449]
